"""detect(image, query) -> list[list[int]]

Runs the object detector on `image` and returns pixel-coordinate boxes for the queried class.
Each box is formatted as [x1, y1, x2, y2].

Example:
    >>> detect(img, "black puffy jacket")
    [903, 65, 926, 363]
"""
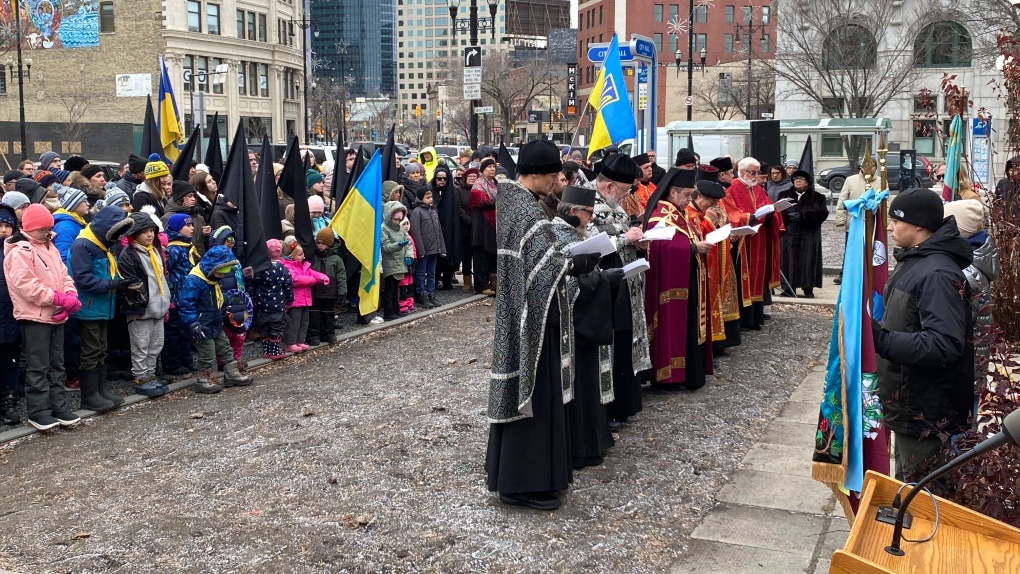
[875, 216, 974, 437]
[0, 245, 19, 345]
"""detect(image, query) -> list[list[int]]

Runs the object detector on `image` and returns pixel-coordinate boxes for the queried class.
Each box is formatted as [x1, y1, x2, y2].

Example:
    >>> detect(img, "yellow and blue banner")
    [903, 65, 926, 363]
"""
[158, 55, 185, 162]
[587, 34, 637, 159]
[329, 150, 383, 315]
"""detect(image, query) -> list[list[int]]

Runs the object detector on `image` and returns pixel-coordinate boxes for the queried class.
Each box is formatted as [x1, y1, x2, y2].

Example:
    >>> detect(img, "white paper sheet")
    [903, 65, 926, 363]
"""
[730, 224, 762, 236]
[568, 231, 616, 257]
[622, 258, 649, 278]
[773, 198, 796, 212]
[753, 204, 775, 218]
[704, 224, 732, 244]
[643, 226, 676, 241]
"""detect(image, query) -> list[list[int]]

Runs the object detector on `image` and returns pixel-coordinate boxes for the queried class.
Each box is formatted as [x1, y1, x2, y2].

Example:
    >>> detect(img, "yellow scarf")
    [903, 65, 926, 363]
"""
[78, 225, 118, 279]
[54, 208, 86, 227]
[136, 242, 166, 297]
[168, 240, 199, 266]
[189, 266, 223, 309]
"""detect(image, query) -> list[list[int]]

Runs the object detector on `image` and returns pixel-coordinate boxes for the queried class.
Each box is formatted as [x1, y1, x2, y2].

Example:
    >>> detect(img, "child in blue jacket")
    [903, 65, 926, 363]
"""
[163, 213, 199, 377]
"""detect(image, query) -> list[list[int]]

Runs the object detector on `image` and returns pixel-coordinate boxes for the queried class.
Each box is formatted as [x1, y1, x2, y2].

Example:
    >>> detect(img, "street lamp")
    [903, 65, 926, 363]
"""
[449, 0, 499, 148]
[6, 0, 31, 160]
[734, 8, 770, 119]
[290, 16, 319, 144]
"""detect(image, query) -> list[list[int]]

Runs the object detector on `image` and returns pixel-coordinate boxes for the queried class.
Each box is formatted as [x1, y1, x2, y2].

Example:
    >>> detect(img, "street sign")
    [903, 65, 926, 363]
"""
[464, 46, 482, 68]
[587, 38, 656, 64]
[684, 95, 693, 107]
[463, 68, 482, 84]
[491, 126, 503, 133]
[566, 63, 577, 116]
[474, 106, 494, 114]
[463, 83, 481, 100]
[638, 84, 648, 110]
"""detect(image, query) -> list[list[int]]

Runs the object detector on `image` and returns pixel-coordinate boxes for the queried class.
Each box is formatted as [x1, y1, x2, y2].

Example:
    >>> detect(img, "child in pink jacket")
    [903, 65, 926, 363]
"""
[3, 205, 83, 431]
[280, 240, 329, 353]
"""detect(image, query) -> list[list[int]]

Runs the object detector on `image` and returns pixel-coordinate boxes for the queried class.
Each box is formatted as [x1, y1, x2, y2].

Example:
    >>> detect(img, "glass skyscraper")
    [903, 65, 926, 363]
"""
[310, 0, 397, 97]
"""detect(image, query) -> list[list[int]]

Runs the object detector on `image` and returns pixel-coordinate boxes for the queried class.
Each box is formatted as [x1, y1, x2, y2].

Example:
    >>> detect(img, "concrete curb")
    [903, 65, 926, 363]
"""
[773, 295, 837, 309]
[0, 294, 489, 446]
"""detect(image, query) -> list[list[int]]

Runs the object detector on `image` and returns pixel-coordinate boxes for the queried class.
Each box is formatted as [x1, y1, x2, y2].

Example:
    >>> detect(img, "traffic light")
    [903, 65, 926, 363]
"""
[415, 104, 422, 118]
[436, 110, 441, 119]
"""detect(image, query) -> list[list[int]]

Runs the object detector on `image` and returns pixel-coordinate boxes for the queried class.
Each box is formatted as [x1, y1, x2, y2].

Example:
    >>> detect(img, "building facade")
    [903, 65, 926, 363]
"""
[310, 0, 397, 98]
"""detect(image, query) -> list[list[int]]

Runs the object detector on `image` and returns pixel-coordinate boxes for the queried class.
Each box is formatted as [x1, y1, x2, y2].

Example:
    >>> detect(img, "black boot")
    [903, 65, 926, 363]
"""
[79, 368, 115, 412]
[1, 393, 19, 425]
[428, 294, 441, 308]
[96, 365, 125, 407]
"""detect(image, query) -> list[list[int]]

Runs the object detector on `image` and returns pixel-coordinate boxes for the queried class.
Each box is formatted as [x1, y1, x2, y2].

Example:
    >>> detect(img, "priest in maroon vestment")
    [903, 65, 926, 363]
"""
[641, 168, 713, 389]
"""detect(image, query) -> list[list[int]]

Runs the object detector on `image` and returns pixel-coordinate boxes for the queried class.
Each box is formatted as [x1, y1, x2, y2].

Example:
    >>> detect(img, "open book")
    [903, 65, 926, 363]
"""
[753, 204, 775, 219]
[704, 224, 732, 244]
[622, 258, 649, 278]
[643, 226, 676, 241]
[568, 231, 616, 258]
[730, 224, 762, 237]
[773, 197, 796, 212]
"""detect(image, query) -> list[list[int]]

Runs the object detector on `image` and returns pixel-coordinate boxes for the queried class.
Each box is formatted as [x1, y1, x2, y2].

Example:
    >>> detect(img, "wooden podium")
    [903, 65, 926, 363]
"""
[830, 471, 1020, 573]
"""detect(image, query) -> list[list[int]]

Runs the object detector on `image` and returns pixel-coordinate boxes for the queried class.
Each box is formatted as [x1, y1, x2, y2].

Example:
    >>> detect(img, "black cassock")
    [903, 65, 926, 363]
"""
[777, 188, 829, 290]
[569, 271, 616, 469]
[603, 251, 642, 422]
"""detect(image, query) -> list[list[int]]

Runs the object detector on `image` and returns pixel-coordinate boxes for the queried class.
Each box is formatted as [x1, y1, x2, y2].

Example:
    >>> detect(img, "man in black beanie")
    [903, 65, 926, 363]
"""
[873, 188, 974, 481]
[115, 154, 149, 197]
[485, 139, 601, 511]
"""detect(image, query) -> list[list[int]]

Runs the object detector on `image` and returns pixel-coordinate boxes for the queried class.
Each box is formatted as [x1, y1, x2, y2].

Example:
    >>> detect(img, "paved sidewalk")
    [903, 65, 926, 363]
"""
[670, 356, 849, 574]
[773, 281, 841, 308]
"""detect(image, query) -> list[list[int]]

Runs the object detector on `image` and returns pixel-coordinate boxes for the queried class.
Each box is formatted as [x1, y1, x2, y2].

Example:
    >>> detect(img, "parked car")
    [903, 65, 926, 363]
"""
[818, 153, 933, 193]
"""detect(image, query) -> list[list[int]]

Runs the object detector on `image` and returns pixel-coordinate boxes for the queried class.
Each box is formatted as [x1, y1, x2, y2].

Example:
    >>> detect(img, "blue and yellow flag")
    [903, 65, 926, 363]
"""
[587, 34, 637, 159]
[329, 150, 383, 315]
[942, 114, 963, 202]
[158, 55, 185, 162]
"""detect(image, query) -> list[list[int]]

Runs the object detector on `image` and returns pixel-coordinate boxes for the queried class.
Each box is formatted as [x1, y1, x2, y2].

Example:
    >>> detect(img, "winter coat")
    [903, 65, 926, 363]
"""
[252, 261, 294, 314]
[0, 245, 19, 344]
[456, 183, 473, 234]
[470, 178, 498, 252]
[409, 200, 446, 257]
[178, 246, 239, 340]
[3, 231, 77, 324]
[209, 226, 248, 322]
[117, 241, 171, 319]
[836, 173, 872, 227]
[161, 198, 209, 256]
[381, 201, 413, 278]
[280, 257, 328, 308]
[311, 246, 346, 301]
[209, 196, 238, 233]
[963, 230, 999, 381]
[165, 230, 199, 307]
[114, 174, 142, 197]
[68, 208, 134, 321]
[400, 175, 426, 213]
[766, 178, 792, 202]
[875, 217, 974, 438]
[196, 193, 216, 225]
[52, 209, 86, 263]
[131, 181, 166, 218]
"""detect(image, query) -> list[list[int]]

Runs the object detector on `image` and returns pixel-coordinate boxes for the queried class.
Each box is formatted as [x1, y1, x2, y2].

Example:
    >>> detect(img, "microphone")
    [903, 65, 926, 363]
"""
[885, 408, 1020, 556]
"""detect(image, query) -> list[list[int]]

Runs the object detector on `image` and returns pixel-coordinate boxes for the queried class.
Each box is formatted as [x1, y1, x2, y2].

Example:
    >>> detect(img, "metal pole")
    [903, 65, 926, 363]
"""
[303, 26, 310, 144]
[469, 0, 479, 149]
[686, 0, 694, 122]
[746, 18, 753, 119]
[14, 0, 28, 160]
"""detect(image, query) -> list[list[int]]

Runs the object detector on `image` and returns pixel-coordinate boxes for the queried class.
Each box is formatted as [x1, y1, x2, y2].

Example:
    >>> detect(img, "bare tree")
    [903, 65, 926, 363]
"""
[691, 65, 775, 121]
[476, 51, 558, 140]
[963, 0, 1020, 62]
[53, 78, 92, 146]
[770, 0, 934, 169]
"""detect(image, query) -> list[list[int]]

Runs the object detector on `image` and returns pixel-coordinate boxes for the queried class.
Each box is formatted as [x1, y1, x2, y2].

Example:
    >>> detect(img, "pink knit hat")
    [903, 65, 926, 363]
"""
[308, 194, 325, 213]
[267, 238, 283, 260]
[21, 204, 54, 232]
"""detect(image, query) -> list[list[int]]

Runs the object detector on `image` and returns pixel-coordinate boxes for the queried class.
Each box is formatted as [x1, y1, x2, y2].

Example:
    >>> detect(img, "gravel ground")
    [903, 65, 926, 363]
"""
[0, 302, 831, 574]
[821, 219, 896, 270]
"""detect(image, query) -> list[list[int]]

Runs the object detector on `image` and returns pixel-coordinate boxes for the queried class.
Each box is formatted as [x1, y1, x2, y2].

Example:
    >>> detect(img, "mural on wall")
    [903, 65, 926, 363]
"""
[0, 0, 99, 50]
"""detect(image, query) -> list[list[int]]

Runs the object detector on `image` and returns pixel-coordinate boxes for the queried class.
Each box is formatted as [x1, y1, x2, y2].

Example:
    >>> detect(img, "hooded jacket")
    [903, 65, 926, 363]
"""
[963, 230, 999, 380]
[165, 228, 199, 306]
[381, 201, 413, 278]
[417, 146, 439, 181]
[400, 173, 426, 214]
[280, 256, 328, 308]
[3, 230, 77, 324]
[996, 156, 1020, 224]
[178, 245, 238, 339]
[161, 198, 208, 256]
[875, 216, 975, 437]
[68, 207, 134, 321]
[117, 214, 171, 319]
[52, 208, 87, 263]
[409, 195, 446, 257]
[16, 178, 48, 206]
[114, 173, 143, 197]
[310, 244, 347, 301]
[209, 195, 238, 233]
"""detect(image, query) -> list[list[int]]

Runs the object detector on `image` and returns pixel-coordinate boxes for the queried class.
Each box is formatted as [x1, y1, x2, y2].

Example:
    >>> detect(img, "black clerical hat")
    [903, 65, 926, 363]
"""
[561, 185, 596, 207]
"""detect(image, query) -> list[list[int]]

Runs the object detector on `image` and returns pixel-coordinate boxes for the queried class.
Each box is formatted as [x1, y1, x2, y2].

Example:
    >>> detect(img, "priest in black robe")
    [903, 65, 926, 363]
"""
[485, 141, 602, 511]
[552, 185, 620, 469]
[777, 170, 829, 298]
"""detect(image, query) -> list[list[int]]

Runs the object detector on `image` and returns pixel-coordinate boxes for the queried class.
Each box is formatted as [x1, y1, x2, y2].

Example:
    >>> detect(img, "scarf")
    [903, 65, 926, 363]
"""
[168, 240, 199, 266]
[54, 208, 87, 227]
[136, 242, 165, 297]
[78, 225, 117, 279]
[189, 266, 224, 309]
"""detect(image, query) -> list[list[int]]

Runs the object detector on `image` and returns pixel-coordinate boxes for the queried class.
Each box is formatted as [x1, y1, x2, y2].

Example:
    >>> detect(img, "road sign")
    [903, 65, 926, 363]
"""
[491, 126, 503, 133]
[587, 38, 657, 64]
[463, 68, 482, 84]
[464, 46, 482, 68]
[463, 83, 481, 100]
[474, 106, 494, 114]
[684, 95, 693, 107]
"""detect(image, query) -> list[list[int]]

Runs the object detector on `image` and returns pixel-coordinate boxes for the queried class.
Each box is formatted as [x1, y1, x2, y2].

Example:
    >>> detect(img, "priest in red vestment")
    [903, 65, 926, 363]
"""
[641, 168, 713, 389]
[718, 157, 784, 330]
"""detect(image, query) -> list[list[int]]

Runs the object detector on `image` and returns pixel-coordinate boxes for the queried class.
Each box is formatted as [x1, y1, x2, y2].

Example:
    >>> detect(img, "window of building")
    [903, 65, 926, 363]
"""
[247, 12, 256, 41]
[654, 4, 663, 22]
[913, 119, 937, 154]
[99, 2, 114, 33]
[820, 134, 844, 157]
[599, 6, 603, 24]
[196, 56, 209, 92]
[742, 6, 751, 22]
[914, 22, 972, 68]
[654, 33, 663, 52]
[822, 97, 845, 115]
[206, 4, 219, 35]
[248, 62, 258, 96]
[669, 4, 679, 21]
[761, 7, 770, 24]
[760, 33, 770, 53]
[236, 10, 244, 38]
[187, 1, 201, 32]
[724, 33, 733, 53]
[258, 14, 267, 42]
[183, 55, 194, 91]
[696, 33, 706, 53]
[668, 34, 677, 54]
[212, 57, 223, 94]
[695, 5, 707, 23]
[238, 61, 246, 95]
[822, 25, 877, 70]
[259, 64, 268, 97]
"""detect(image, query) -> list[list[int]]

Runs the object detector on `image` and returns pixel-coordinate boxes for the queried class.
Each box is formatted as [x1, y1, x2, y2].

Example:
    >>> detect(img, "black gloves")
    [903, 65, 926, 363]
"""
[602, 268, 625, 286]
[567, 253, 601, 277]
[871, 318, 889, 355]
[747, 214, 758, 226]
[785, 211, 800, 222]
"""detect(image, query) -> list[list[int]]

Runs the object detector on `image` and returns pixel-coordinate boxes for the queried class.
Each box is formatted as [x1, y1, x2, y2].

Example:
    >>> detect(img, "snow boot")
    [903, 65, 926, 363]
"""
[460, 275, 473, 292]
[79, 368, 115, 412]
[428, 294, 441, 308]
[96, 365, 125, 407]
[262, 338, 287, 360]
[223, 361, 254, 388]
[1, 393, 20, 425]
[194, 369, 223, 394]
[134, 376, 167, 397]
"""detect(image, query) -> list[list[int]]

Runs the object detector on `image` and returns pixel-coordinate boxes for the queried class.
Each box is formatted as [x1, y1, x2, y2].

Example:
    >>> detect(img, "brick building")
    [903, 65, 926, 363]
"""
[574, 0, 775, 145]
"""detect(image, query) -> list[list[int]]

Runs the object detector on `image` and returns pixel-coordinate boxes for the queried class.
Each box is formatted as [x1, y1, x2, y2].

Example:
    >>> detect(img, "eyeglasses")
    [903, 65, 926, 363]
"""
[935, 174, 945, 181]
[436, 177, 447, 181]
[745, 170, 760, 175]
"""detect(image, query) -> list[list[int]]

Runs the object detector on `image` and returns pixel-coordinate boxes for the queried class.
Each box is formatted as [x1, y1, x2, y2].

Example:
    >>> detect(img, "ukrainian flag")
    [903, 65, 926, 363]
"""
[330, 150, 383, 315]
[587, 34, 637, 159]
[158, 55, 185, 162]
